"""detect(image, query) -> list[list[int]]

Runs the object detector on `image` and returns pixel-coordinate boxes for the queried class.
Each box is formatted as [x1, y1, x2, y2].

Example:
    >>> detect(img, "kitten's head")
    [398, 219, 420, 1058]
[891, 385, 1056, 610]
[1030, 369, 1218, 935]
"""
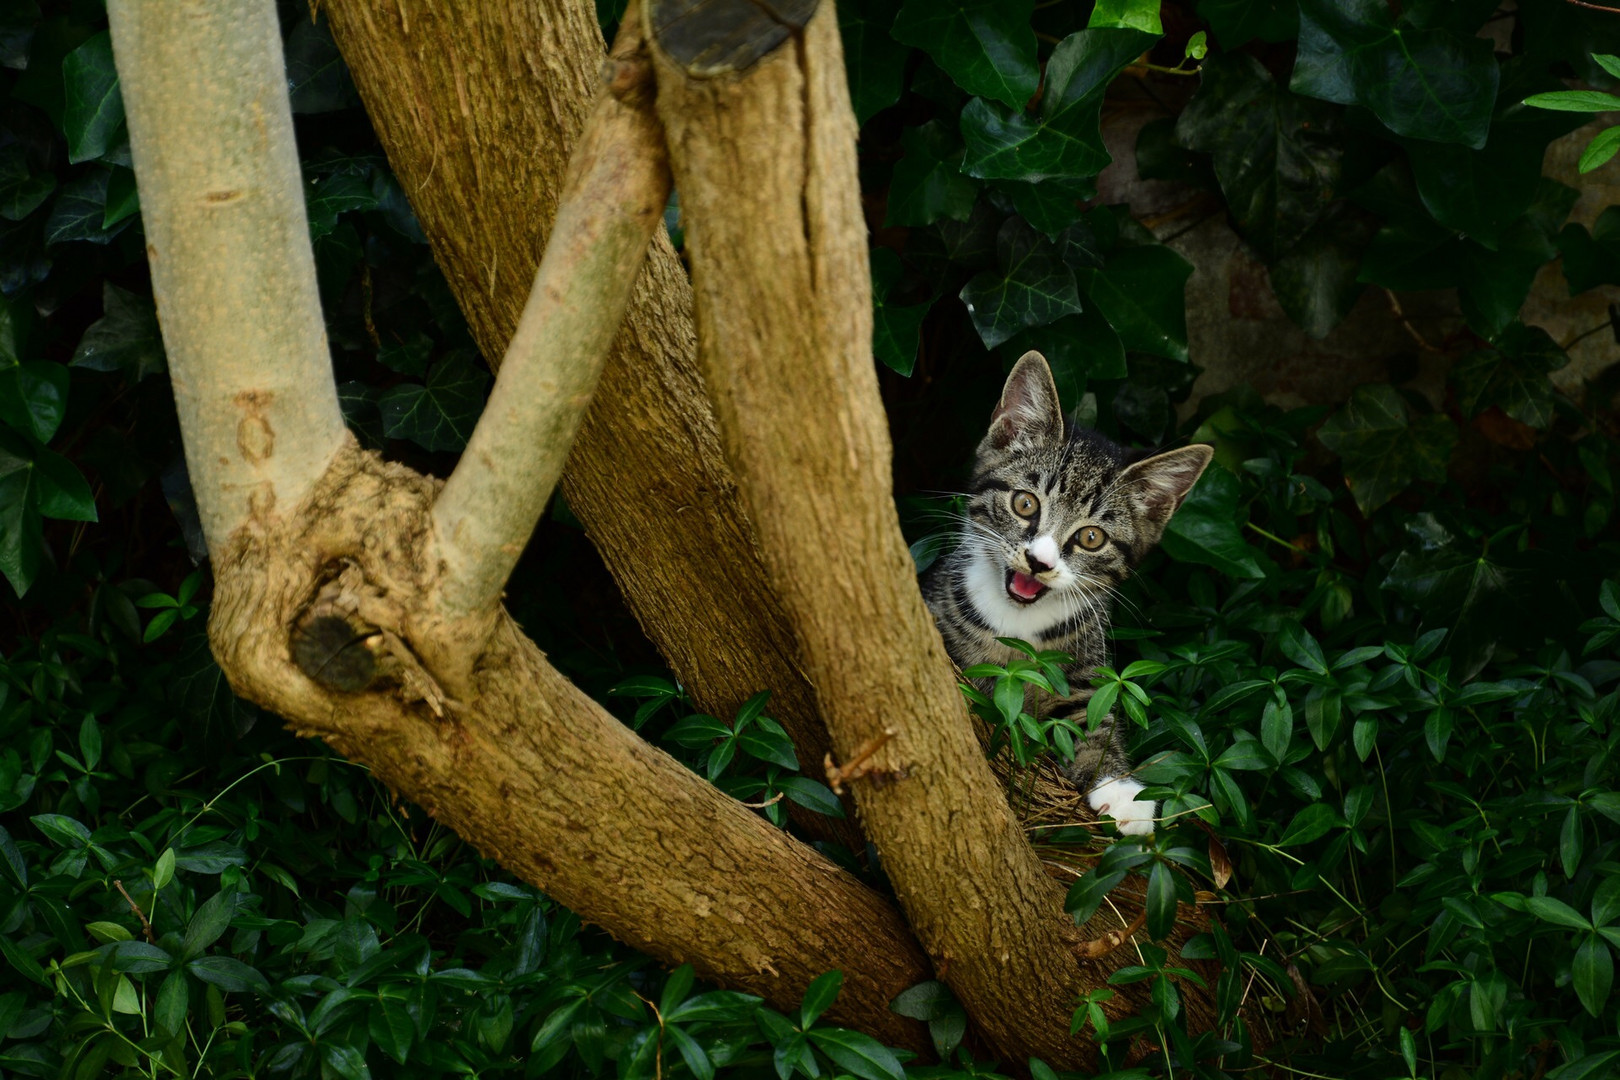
[961, 351, 1212, 619]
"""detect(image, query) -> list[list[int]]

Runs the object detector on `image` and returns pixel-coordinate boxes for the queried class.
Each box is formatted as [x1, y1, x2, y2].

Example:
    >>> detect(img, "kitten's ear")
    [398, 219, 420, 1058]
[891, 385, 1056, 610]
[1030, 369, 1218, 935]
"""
[1117, 444, 1214, 545]
[985, 351, 1065, 451]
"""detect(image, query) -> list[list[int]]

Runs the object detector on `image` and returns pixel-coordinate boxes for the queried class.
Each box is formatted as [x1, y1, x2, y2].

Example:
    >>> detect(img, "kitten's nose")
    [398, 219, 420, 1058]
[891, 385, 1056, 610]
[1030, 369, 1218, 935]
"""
[1025, 536, 1059, 574]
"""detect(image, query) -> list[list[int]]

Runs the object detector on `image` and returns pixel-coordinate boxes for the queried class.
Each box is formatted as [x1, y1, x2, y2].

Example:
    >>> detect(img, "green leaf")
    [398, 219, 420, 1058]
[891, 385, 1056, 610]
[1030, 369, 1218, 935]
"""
[1579, 125, 1620, 172]
[738, 717, 799, 771]
[776, 776, 845, 818]
[72, 282, 166, 380]
[370, 999, 414, 1064]
[959, 29, 1155, 183]
[1146, 860, 1177, 939]
[808, 1028, 906, 1080]
[1573, 934, 1613, 1018]
[886, 121, 978, 227]
[0, 144, 55, 221]
[1271, 202, 1371, 338]
[284, 15, 359, 114]
[839, 0, 908, 123]
[1260, 698, 1292, 762]
[0, 433, 43, 595]
[35, 448, 97, 522]
[1000, 308, 1125, 413]
[1525, 896, 1592, 931]
[666, 1025, 715, 1080]
[1074, 244, 1192, 361]
[1316, 384, 1456, 514]
[31, 812, 90, 847]
[153, 847, 175, 889]
[0, 359, 67, 442]
[871, 247, 929, 376]
[1278, 621, 1329, 675]
[960, 217, 1082, 348]
[154, 971, 188, 1036]
[1451, 322, 1568, 429]
[45, 167, 127, 246]
[103, 166, 138, 228]
[1548, 1052, 1620, 1080]
[61, 31, 123, 163]
[1213, 739, 1270, 771]
[305, 170, 378, 241]
[181, 891, 235, 961]
[1160, 465, 1264, 579]
[1278, 803, 1342, 846]
[1558, 208, 1620, 294]
[378, 353, 490, 452]
[1293, 0, 1498, 148]
[186, 956, 270, 994]
[1381, 541, 1528, 682]
[1523, 89, 1620, 112]
[1089, 0, 1162, 35]
[889, 980, 956, 1021]
[1066, 867, 1128, 923]
[891, 0, 1038, 110]
[320, 1043, 372, 1080]
[1175, 53, 1340, 260]
[800, 969, 842, 1028]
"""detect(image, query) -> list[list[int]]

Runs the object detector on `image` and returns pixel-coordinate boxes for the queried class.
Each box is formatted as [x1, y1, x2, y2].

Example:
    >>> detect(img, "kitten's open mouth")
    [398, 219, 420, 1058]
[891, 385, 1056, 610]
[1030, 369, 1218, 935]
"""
[1005, 568, 1048, 604]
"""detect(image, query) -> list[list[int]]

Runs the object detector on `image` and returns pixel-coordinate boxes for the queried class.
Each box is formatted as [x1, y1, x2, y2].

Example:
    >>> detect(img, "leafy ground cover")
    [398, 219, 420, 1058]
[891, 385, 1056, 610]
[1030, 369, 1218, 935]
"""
[2, 0, 1619, 1078]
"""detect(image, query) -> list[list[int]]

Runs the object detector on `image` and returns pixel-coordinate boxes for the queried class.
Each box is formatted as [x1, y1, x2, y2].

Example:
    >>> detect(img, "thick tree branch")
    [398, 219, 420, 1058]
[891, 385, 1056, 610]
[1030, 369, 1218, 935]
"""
[107, 0, 347, 556]
[430, 19, 671, 619]
[321, 0, 856, 845]
[646, 0, 1095, 1063]
[212, 446, 931, 1048]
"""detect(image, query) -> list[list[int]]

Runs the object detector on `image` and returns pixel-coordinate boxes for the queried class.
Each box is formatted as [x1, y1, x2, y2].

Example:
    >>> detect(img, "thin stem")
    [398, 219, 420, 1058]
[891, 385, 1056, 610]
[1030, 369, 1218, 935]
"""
[429, 14, 672, 620]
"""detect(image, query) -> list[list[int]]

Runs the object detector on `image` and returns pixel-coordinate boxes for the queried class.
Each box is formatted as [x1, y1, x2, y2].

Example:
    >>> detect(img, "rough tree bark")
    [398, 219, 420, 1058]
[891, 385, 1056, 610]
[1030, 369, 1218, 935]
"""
[319, 0, 845, 812]
[107, 0, 931, 1048]
[644, 1, 1100, 1063]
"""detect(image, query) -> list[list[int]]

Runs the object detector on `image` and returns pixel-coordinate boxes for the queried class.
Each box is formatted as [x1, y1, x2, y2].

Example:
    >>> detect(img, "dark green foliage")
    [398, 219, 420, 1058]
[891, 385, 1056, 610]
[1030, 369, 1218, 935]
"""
[5, 1, 1620, 1079]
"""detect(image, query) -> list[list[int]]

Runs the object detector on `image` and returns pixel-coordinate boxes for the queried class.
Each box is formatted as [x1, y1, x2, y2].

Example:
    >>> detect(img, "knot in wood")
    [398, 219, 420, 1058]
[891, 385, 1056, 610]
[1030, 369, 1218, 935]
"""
[647, 0, 820, 76]
[291, 611, 380, 692]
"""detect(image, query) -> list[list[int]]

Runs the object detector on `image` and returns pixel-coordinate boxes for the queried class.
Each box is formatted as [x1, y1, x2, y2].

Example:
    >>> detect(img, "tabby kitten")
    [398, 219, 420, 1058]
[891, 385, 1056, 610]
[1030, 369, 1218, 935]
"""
[922, 351, 1212, 834]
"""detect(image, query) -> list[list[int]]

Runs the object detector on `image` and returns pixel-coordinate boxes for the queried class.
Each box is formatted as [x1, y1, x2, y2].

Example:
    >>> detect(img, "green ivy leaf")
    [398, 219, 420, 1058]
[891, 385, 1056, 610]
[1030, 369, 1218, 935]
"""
[959, 217, 1083, 349]
[1160, 464, 1263, 579]
[1293, 0, 1498, 149]
[1558, 207, 1620, 294]
[71, 282, 166, 380]
[959, 28, 1154, 184]
[999, 307, 1127, 412]
[45, 167, 127, 246]
[0, 359, 66, 443]
[1451, 323, 1568, 429]
[61, 31, 123, 163]
[0, 144, 55, 221]
[871, 248, 929, 376]
[0, 431, 43, 595]
[379, 353, 490, 452]
[886, 121, 978, 227]
[34, 447, 97, 522]
[839, 0, 909, 123]
[1316, 384, 1456, 514]
[892, 0, 1038, 110]
[1269, 206, 1374, 339]
[1176, 54, 1340, 260]
[284, 14, 360, 115]
[306, 170, 378, 241]
[1088, 0, 1161, 35]
[1074, 244, 1193, 361]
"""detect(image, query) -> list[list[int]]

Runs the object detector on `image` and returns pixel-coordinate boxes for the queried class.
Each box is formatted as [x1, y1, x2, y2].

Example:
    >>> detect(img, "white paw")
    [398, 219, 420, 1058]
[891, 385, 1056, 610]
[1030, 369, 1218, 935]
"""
[1087, 776, 1156, 836]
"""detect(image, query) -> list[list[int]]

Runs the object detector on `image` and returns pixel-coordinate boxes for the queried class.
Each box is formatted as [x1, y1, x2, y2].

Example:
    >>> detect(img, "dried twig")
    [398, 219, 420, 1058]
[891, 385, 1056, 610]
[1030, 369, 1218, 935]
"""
[1075, 908, 1147, 959]
[740, 791, 786, 809]
[824, 729, 897, 795]
[1383, 288, 1443, 353]
[114, 879, 156, 943]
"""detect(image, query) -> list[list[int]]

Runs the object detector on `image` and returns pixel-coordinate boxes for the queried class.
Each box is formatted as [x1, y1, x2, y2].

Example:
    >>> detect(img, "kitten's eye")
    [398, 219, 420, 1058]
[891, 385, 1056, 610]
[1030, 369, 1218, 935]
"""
[1011, 490, 1039, 518]
[1075, 525, 1107, 551]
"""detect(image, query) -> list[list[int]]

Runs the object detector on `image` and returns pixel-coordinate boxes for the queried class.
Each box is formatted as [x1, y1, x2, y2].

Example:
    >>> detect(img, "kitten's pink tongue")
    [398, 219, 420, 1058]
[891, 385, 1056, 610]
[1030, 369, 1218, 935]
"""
[1010, 571, 1045, 600]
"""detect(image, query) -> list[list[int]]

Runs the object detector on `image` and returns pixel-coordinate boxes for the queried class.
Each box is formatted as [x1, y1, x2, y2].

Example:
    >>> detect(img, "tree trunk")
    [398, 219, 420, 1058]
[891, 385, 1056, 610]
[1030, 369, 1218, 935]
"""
[644, 1, 1100, 1063]
[319, 0, 849, 840]
[108, 0, 934, 1047]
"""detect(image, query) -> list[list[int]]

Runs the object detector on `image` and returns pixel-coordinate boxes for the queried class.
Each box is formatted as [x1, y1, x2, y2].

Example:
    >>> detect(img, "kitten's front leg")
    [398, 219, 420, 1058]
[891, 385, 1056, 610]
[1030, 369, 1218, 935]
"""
[1060, 709, 1157, 835]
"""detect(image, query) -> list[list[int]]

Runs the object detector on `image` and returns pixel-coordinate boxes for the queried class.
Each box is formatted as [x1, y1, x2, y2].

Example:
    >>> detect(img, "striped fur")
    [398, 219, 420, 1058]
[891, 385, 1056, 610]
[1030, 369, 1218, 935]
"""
[922, 352, 1212, 833]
